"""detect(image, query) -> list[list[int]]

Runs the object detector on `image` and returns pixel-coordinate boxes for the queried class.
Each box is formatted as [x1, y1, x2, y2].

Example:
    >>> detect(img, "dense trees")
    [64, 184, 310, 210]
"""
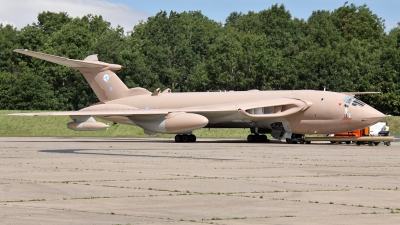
[0, 3, 399, 115]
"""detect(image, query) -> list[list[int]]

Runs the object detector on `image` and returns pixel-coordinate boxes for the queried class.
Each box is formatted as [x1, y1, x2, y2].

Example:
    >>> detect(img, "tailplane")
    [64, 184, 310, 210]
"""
[14, 49, 129, 102]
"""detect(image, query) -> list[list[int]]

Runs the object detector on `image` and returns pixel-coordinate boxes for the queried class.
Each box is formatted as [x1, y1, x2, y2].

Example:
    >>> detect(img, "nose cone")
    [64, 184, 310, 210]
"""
[359, 105, 387, 125]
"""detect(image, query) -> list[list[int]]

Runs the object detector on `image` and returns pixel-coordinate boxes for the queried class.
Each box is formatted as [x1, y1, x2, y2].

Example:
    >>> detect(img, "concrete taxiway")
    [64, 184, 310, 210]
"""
[1, 137, 400, 225]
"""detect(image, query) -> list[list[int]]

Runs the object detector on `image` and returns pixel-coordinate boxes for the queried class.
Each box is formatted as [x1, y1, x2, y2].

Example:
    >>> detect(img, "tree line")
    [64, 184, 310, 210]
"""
[0, 3, 399, 115]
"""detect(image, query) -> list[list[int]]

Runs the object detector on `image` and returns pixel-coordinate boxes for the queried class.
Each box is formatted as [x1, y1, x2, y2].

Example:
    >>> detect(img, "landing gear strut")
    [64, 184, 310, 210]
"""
[175, 134, 196, 142]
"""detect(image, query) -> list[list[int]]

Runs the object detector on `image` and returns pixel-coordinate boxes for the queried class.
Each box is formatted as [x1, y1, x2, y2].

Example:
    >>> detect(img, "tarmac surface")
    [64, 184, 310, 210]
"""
[1, 137, 400, 225]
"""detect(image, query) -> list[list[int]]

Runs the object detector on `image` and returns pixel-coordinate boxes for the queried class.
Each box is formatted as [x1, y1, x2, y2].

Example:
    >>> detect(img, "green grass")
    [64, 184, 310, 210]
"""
[0, 110, 249, 138]
[387, 116, 400, 135]
[0, 110, 398, 137]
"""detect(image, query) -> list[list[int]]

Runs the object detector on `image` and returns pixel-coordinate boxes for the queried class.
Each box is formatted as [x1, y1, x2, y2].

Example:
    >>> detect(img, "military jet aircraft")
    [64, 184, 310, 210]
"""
[10, 49, 387, 143]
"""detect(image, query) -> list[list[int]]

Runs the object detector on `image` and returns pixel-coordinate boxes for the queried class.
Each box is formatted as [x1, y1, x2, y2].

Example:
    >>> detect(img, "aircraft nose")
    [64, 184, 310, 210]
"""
[361, 106, 387, 124]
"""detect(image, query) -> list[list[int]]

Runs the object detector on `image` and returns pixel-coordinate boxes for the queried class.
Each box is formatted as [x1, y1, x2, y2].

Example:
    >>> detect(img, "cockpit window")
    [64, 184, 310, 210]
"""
[342, 96, 352, 104]
[352, 98, 366, 107]
[341, 97, 365, 107]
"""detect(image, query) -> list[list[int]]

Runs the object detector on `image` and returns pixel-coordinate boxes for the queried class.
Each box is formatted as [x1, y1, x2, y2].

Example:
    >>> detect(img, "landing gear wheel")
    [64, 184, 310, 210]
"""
[247, 134, 269, 143]
[286, 138, 298, 144]
[189, 135, 196, 142]
[356, 141, 361, 146]
[182, 135, 189, 142]
[345, 141, 351, 145]
[247, 135, 254, 142]
[175, 134, 196, 142]
[175, 135, 182, 142]
[285, 134, 304, 144]
[261, 135, 270, 142]
[374, 142, 380, 146]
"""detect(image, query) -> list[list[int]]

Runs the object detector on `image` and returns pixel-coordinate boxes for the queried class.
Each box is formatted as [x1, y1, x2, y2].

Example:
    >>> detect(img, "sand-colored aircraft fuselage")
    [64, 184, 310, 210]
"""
[11, 49, 387, 143]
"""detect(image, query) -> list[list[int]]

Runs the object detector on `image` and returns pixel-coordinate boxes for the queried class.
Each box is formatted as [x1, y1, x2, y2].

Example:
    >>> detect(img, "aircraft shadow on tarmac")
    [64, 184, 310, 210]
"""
[38, 149, 236, 160]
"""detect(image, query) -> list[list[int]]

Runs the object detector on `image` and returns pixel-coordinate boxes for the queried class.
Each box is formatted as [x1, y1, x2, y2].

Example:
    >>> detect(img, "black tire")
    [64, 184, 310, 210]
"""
[189, 135, 196, 142]
[182, 135, 189, 142]
[254, 135, 260, 142]
[374, 142, 380, 146]
[286, 138, 297, 144]
[261, 135, 270, 142]
[356, 141, 361, 146]
[175, 135, 182, 142]
[345, 141, 351, 144]
[247, 135, 253, 142]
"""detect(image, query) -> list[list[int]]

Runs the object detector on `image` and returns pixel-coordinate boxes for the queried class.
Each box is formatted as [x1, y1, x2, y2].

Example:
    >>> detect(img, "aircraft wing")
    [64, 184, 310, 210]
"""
[8, 110, 169, 117]
[8, 98, 312, 119]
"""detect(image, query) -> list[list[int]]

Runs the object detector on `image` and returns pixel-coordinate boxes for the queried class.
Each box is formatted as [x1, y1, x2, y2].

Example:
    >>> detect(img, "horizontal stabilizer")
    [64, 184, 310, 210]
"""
[13, 49, 123, 71]
[341, 92, 380, 96]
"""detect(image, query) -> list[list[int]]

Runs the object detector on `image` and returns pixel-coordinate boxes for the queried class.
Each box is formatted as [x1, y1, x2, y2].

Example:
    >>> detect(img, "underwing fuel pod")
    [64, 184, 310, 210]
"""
[67, 116, 109, 131]
[10, 49, 388, 143]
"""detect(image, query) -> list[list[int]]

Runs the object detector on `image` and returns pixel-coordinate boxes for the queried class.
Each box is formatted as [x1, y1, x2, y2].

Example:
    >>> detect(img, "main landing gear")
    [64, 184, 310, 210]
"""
[285, 133, 308, 144]
[174, 134, 196, 142]
[247, 127, 270, 143]
[247, 134, 270, 143]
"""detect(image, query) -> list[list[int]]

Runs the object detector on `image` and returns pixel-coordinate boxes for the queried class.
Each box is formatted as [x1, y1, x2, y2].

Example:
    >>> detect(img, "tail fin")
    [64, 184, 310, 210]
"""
[79, 54, 129, 101]
[14, 49, 129, 102]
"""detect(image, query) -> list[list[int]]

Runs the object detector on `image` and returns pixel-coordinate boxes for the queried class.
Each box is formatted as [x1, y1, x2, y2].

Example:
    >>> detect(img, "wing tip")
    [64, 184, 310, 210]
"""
[13, 49, 29, 53]
[8, 113, 34, 116]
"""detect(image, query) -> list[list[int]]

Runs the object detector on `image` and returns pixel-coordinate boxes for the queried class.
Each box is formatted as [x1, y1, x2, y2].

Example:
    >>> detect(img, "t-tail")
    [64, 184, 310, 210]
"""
[13, 49, 129, 102]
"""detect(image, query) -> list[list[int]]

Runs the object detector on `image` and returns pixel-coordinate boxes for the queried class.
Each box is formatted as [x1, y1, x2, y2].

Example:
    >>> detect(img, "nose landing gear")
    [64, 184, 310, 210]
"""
[285, 133, 305, 144]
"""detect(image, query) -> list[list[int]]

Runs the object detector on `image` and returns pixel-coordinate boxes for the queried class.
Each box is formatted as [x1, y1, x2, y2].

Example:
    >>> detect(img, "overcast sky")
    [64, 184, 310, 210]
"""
[1, 0, 399, 33]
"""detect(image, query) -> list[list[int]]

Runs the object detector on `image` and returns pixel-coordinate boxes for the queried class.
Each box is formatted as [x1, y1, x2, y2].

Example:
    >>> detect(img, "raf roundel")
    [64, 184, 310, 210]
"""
[103, 74, 110, 83]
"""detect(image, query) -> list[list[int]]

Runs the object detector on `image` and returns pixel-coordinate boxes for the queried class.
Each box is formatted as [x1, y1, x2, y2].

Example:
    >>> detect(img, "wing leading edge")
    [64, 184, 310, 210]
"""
[8, 98, 312, 118]
[8, 98, 312, 135]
